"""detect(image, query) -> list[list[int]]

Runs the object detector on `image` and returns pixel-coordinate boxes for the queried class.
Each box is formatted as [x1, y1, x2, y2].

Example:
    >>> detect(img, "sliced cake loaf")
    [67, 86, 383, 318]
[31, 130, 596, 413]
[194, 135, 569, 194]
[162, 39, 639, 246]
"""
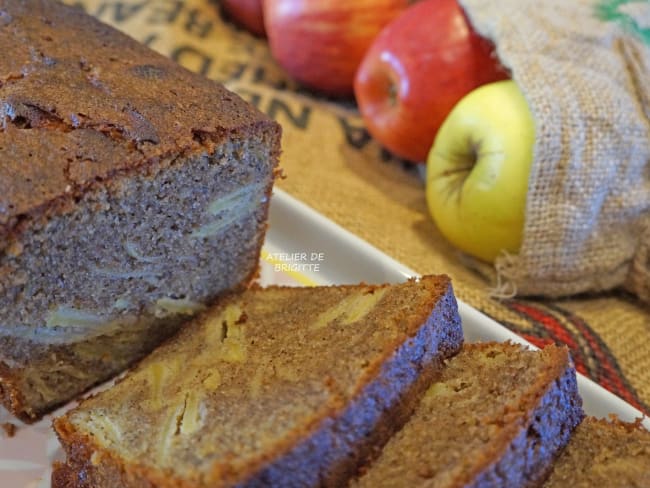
[0, 0, 280, 422]
[543, 416, 650, 487]
[52, 275, 463, 487]
[354, 342, 584, 488]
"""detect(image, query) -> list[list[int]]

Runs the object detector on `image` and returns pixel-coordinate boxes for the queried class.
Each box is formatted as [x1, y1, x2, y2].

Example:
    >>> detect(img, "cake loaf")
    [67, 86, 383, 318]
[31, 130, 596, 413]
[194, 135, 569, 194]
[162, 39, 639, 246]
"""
[52, 275, 463, 487]
[543, 416, 650, 487]
[354, 342, 584, 487]
[0, 0, 281, 422]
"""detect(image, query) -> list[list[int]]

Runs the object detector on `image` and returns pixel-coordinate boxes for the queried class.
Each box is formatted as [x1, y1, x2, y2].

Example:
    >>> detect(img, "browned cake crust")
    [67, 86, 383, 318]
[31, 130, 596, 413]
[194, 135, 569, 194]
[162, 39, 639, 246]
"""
[0, 0, 273, 233]
[543, 416, 650, 487]
[51, 276, 463, 487]
[0, 0, 281, 422]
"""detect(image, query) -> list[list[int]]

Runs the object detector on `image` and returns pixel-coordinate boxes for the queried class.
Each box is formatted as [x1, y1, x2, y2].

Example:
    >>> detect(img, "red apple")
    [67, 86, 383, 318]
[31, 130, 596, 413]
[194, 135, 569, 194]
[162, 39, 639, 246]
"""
[354, 0, 509, 162]
[263, 0, 415, 97]
[222, 0, 266, 37]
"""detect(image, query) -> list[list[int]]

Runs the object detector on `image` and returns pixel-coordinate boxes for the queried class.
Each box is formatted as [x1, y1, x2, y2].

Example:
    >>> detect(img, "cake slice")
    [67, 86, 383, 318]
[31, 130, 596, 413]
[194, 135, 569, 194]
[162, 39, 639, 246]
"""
[0, 0, 280, 422]
[543, 416, 650, 487]
[355, 342, 584, 488]
[52, 275, 463, 487]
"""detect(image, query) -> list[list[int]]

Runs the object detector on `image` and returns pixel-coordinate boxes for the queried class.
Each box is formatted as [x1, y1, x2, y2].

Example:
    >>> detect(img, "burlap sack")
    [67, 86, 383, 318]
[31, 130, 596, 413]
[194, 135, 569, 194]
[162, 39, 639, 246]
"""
[460, 0, 650, 301]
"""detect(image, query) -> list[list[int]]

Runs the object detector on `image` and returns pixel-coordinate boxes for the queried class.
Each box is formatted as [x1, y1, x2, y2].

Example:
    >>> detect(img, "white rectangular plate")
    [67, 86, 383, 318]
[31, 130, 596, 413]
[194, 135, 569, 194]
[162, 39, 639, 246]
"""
[1, 188, 647, 487]
[264, 189, 649, 428]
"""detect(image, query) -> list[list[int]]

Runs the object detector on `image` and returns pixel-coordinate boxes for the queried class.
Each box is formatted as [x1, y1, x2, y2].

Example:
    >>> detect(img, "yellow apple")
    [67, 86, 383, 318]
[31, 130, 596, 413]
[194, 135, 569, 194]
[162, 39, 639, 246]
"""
[425, 80, 535, 263]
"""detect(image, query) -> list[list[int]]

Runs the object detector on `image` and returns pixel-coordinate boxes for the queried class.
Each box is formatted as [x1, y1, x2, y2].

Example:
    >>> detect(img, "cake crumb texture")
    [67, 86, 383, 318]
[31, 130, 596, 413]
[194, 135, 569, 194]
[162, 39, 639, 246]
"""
[0, 0, 281, 422]
[355, 342, 583, 488]
[543, 416, 650, 487]
[53, 276, 463, 487]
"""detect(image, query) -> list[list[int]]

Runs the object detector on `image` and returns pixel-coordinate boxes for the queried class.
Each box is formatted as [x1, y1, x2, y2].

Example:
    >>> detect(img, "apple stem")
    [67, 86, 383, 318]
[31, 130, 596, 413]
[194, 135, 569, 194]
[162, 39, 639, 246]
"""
[388, 82, 398, 108]
[436, 164, 475, 177]
[432, 146, 476, 175]
[470, 144, 479, 168]
[430, 145, 478, 205]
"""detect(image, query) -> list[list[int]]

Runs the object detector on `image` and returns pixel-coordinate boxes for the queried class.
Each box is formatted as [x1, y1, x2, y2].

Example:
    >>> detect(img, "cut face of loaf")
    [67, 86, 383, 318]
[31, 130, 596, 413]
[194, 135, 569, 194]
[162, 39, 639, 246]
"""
[543, 416, 650, 486]
[0, 0, 281, 422]
[355, 342, 584, 488]
[0, 144, 277, 422]
[52, 275, 463, 487]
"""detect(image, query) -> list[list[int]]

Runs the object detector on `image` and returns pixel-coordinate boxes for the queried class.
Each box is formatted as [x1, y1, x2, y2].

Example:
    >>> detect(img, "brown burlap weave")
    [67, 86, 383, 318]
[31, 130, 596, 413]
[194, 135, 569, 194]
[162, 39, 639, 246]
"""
[460, 0, 650, 303]
[73, 0, 650, 413]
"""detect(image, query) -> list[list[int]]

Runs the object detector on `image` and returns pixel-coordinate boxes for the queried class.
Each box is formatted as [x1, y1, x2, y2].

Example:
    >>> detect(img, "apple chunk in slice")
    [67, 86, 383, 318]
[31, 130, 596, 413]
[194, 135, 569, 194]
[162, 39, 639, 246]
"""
[426, 80, 535, 263]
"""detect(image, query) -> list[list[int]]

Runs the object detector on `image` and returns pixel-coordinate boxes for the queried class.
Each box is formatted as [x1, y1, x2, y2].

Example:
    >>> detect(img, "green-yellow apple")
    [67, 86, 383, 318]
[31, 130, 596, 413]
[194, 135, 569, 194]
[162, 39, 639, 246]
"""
[426, 80, 535, 263]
